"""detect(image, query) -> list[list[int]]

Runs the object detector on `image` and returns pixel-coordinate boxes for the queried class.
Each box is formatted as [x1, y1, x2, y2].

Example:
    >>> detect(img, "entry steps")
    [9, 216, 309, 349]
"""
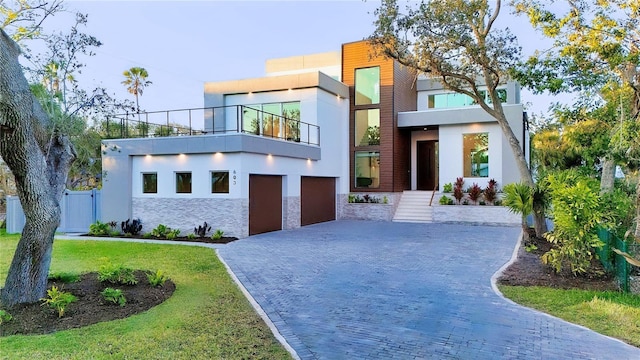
[392, 191, 438, 223]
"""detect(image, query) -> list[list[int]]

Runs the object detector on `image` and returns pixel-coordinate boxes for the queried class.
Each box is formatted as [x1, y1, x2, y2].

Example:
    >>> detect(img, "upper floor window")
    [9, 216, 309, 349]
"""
[463, 133, 489, 177]
[428, 89, 507, 109]
[355, 67, 380, 105]
[355, 109, 380, 146]
[142, 173, 157, 194]
[242, 101, 301, 139]
[176, 172, 192, 193]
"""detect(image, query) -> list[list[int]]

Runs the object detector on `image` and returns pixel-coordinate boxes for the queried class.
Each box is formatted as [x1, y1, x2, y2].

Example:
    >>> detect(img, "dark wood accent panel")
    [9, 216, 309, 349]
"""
[342, 40, 416, 193]
[249, 175, 282, 235]
[301, 177, 336, 226]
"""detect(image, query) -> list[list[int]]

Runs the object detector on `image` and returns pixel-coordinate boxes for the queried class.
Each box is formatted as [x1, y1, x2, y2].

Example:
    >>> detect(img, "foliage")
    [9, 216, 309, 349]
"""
[98, 261, 138, 285]
[348, 193, 382, 203]
[151, 224, 172, 238]
[453, 177, 465, 204]
[468, 183, 482, 204]
[443, 183, 453, 193]
[439, 195, 454, 205]
[88, 220, 111, 236]
[48, 271, 80, 283]
[40, 286, 77, 318]
[0, 0, 64, 42]
[542, 174, 604, 274]
[121, 218, 143, 236]
[101, 287, 126, 307]
[187, 233, 196, 240]
[483, 179, 498, 204]
[524, 244, 538, 253]
[211, 229, 224, 241]
[166, 229, 181, 240]
[502, 182, 533, 231]
[599, 188, 635, 239]
[146, 269, 169, 287]
[122, 66, 152, 112]
[194, 221, 211, 238]
[0, 309, 12, 324]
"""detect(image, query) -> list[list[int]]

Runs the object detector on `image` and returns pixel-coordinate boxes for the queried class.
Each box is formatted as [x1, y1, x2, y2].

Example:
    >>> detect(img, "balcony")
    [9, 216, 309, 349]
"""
[397, 103, 524, 128]
[102, 105, 320, 146]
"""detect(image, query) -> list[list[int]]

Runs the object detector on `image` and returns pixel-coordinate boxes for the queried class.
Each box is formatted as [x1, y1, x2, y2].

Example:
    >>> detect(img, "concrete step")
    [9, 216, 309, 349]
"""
[392, 191, 438, 223]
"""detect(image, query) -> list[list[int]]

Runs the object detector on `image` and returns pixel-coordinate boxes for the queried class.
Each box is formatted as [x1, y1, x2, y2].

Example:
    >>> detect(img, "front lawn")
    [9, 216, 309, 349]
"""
[0, 231, 291, 359]
[499, 285, 640, 347]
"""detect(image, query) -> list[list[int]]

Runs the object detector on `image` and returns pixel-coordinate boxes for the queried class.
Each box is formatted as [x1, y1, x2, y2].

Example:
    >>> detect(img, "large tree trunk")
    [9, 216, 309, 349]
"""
[0, 29, 75, 307]
[600, 156, 616, 194]
[636, 176, 640, 241]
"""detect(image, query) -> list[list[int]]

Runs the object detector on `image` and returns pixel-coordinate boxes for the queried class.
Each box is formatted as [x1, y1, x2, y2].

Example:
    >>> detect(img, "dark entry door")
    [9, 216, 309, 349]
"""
[417, 141, 438, 190]
[249, 175, 282, 235]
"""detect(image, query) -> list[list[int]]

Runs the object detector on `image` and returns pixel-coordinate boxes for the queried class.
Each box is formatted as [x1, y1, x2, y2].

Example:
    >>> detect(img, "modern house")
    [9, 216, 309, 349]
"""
[101, 40, 527, 237]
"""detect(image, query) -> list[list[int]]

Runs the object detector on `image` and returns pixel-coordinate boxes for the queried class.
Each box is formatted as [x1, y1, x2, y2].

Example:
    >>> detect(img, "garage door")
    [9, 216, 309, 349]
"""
[301, 176, 336, 226]
[249, 175, 282, 235]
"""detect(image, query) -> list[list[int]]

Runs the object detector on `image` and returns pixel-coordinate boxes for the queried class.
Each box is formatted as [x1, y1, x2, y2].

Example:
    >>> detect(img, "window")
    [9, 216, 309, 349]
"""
[428, 89, 507, 109]
[211, 171, 229, 193]
[241, 102, 301, 139]
[142, 173, 157, 194]
[176, 172, 192, 193]
[282, 102, 301, 141]
[262, 103, 281, 138]
[355, 151, 380, 188]
[355, 67, 380, 105]
[463, 133, 489, 177]
[355, 109, 380, 146]
[242, 105, 260, 134]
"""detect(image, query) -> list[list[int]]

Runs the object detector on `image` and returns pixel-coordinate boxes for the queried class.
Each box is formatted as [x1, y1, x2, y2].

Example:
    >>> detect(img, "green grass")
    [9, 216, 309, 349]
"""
[0, 232, 292, 359]
[499, 285, 640, 347]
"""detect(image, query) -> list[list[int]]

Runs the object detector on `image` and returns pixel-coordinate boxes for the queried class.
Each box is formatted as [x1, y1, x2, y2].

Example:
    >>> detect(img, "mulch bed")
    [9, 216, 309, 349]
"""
[81, 234, 239, 244]
[0, 270, 175, 336]
[497, 230, 619, 291]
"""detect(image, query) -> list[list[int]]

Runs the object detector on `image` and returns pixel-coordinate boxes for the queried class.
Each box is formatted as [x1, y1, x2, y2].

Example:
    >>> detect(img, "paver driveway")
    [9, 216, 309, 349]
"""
[217, 220, 640, 359]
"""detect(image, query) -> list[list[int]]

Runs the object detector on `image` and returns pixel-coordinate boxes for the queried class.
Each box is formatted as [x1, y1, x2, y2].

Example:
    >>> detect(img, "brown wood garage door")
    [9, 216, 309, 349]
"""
[249, 175, 282, 235]
[301, 176, 336, 226]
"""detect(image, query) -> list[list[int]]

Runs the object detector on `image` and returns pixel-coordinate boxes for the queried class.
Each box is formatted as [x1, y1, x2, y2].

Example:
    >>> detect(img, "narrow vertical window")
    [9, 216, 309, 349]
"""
[142, 173, 157, 194]
[176, 172, 192, 193]
[355, 67, 380, 105]
[463, 133, 489, 177]
[355, 151, 380, 188]
[211, 171, 229, 193]
[355, 109, 380, 146]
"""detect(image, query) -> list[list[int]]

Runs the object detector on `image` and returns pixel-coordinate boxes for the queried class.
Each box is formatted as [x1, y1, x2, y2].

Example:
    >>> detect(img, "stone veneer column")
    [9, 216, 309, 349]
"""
[282, 196, 301, 230]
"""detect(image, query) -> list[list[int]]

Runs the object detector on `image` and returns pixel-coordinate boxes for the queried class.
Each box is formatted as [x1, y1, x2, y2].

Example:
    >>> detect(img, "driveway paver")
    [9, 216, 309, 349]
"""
[217, 220, 640, 359]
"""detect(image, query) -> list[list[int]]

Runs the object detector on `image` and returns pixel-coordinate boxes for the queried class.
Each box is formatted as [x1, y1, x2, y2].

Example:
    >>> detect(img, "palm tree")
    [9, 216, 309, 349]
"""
[121, 67, 152, 113]
[502, 182, 533, 236]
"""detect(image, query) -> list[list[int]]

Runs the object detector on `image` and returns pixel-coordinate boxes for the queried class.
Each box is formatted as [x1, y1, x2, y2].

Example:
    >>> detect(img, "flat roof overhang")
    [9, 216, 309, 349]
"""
[102, 133, 321, 160]
[398, 104, 524, 128]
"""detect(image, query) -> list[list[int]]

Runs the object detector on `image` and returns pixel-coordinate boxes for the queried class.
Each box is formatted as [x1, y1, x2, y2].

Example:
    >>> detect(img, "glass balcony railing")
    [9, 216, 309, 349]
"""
[101, 105, 320, 146]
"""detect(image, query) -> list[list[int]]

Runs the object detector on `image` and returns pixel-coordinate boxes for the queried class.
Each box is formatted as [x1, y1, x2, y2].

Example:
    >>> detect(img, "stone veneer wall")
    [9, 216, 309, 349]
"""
[283, 196, 301, 230]
[338, 193, 401, 221]
[432, 205, 520, 226]
[132, 198, 248, 238]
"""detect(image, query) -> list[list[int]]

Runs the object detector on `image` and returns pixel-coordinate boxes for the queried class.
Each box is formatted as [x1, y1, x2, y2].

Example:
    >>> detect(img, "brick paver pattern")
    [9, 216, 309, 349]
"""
[218, 220, 640, 359]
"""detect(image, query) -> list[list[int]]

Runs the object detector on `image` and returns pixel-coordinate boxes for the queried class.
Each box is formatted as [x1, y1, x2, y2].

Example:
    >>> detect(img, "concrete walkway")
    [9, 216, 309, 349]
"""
[217, 220, 640, 360]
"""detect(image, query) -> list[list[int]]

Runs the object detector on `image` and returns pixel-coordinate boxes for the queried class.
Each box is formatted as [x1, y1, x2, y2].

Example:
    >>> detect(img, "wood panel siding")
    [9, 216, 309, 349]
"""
[342, 40, 416, 193]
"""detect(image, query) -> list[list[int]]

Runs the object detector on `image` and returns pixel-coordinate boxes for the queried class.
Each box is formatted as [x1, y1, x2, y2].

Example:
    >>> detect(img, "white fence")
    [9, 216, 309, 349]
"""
[6, 189, 101, 234]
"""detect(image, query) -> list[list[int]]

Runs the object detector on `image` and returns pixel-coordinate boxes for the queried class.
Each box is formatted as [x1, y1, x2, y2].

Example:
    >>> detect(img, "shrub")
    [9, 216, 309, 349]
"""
[166, 229, 181, 240]
[88, 220, 111, 236]
[121, 218, 143, 235]
[187, 233, 196, 240]
[0, 310, 12, 324]
[212, 229, 224, 240]
[468, 183, 482, 204]
[48, 272, 80, 283]
[151, 224, 171, 238]
[143, 232, 153, 239]
[453, 177, 465, 204]
[542, 177, 603, 275]
[439, 195, 454, 205]
[101, 288, 126, 307]
[443, 182, 453, 193]
[484, 179, 498, 205]
[194, 222, 211, 238]
[146, 269, 169, 287]
[41, 286, 77, 318]
[502, 182, 532, 232]
[98, 261, 138, 285]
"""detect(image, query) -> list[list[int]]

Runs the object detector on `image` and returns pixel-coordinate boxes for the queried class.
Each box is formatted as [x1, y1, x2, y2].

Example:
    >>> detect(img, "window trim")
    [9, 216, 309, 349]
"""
[354, 66, 381, 106]
[211, 171, 230, 194]
[175, 171, 192, 194]
[142, 172, 157, 194]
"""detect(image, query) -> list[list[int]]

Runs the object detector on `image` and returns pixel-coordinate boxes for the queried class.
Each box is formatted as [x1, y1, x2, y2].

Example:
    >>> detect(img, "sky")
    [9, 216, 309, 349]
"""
[26, 0, 563, 129]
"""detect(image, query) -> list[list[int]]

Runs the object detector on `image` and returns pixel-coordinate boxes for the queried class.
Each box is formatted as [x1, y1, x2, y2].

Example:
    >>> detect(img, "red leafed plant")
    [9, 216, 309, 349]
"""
[453, 177, 465, 204]
[484, 179, 498, 205]
[468, 183, 482, 204]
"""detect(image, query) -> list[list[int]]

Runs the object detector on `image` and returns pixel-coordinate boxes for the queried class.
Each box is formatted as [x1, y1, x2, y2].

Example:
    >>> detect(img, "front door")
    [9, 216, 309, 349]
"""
[417, 141, 438, 190]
